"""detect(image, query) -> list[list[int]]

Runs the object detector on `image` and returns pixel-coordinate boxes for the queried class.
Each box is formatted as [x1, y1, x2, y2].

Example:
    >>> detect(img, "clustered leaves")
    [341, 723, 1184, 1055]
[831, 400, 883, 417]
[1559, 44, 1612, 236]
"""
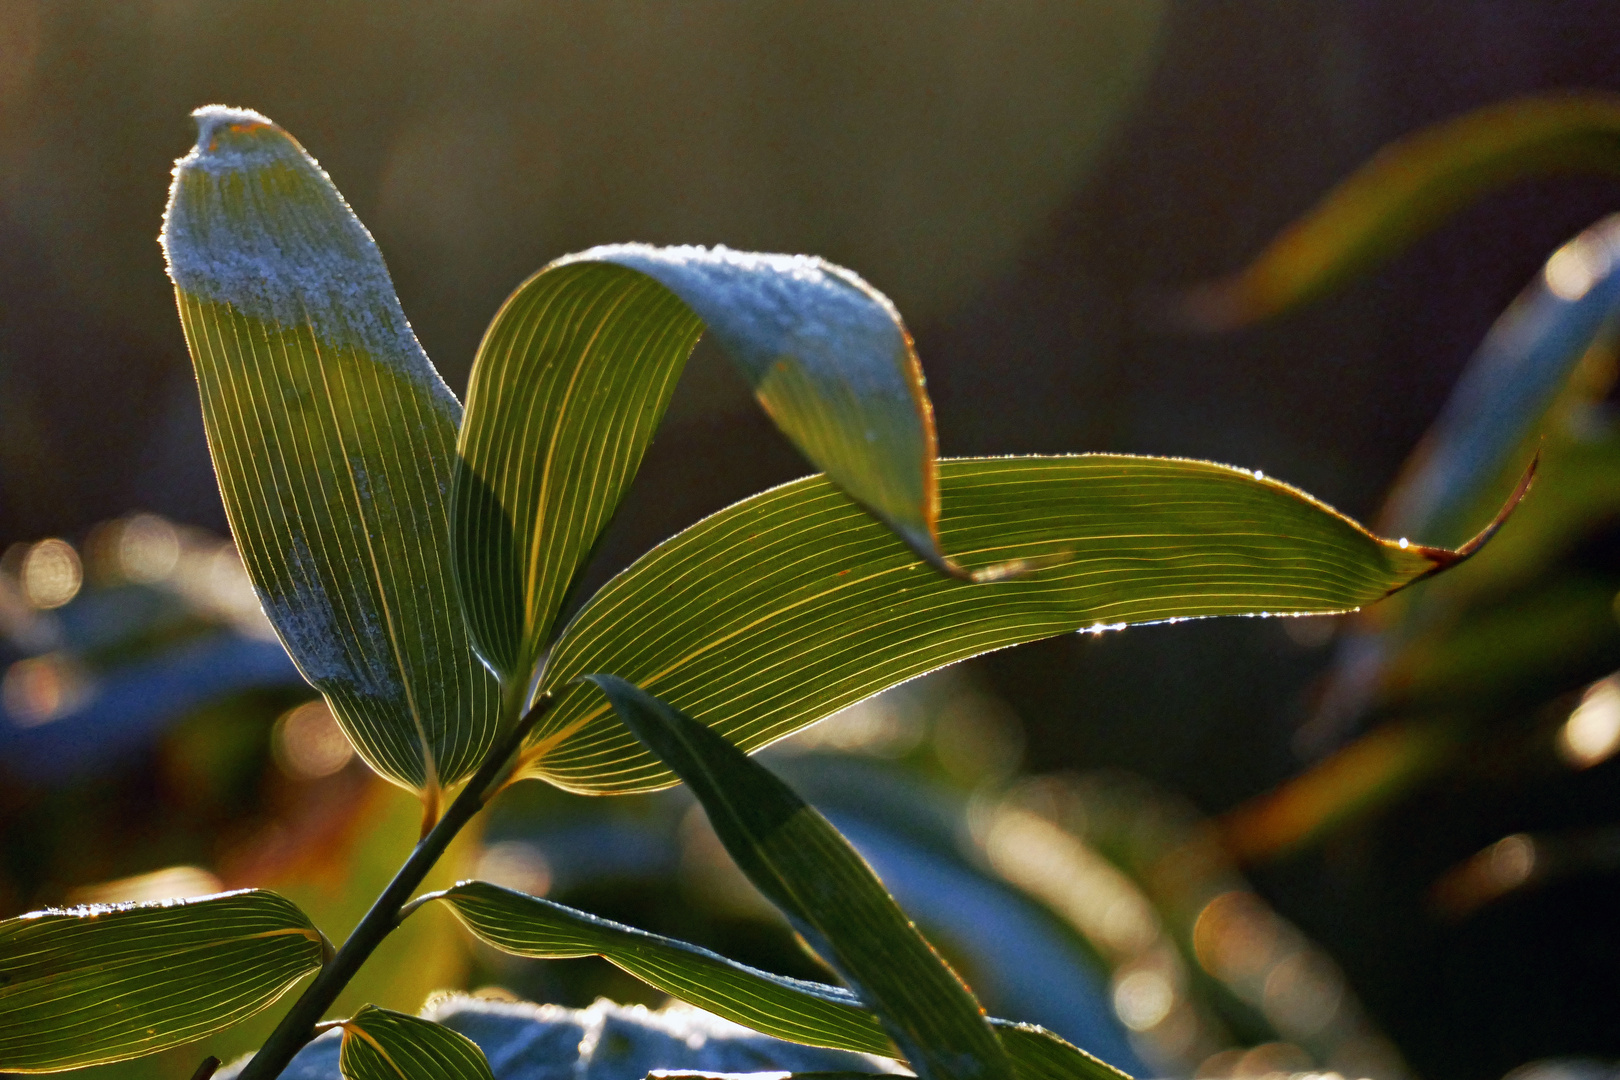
[0, 91, 1565, 1080]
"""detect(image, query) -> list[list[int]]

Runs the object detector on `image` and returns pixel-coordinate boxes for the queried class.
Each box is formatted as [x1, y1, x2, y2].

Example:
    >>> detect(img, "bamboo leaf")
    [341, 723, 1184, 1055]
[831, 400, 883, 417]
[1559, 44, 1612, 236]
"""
[450, 260, 704, 682]
[161, 106, 501, 810]
[0, 889, 325, 1072]
[338, 1005, 494, 1080]
[427, 880, 1123, 1080]
[1379, 213, 1620, 547]
[517, 455, 1493, 794]
[429, 880, 893, 1058]
[452, 244, 1005, 684]
[1183, 93, 1620, 328]
[648, 1073, 882, 1080]
[586, 676, 1012, 1080]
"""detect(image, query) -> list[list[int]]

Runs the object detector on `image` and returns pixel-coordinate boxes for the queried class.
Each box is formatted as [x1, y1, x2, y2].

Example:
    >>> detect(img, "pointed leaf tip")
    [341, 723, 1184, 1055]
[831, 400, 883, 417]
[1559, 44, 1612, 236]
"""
[1398, 450, 1539, 583]
[577, 244, 1021, 583]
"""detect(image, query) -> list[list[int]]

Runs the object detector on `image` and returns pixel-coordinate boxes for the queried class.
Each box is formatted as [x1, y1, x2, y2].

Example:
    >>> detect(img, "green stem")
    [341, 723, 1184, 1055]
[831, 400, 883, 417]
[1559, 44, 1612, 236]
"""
[234, 694, 554, 1080]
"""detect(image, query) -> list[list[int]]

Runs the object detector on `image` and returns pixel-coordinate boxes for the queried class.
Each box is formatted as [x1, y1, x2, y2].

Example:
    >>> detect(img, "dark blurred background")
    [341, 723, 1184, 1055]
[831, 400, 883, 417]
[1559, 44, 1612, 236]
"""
[3, 4, 1620, 1080]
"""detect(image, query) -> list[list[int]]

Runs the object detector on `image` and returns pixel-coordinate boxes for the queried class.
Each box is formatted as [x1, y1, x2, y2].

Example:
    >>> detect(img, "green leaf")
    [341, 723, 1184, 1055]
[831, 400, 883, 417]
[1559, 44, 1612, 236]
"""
[451, 260, 705, 682]
[426, 881, 1124, 1080]
[518, 455, 1485, 794]
[0, 889, 325, 1073]
[1183, 93, 1620, 328]
[452, 244, 1012, 684]
[338, 1005, 494, 1080]
[649, 1073, 882, 1080]
[161, 107, 501, 811]
[586, 676, 1012, 1080]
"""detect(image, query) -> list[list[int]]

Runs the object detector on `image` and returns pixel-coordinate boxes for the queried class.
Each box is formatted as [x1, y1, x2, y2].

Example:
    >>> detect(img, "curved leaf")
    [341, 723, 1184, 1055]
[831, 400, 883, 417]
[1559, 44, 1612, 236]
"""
[518, 455, 1483, 794]
[1379, 213, 1620, 546]
[1183, 93, 1620, 329]
[338, 1005, 493, 1080]
[452, 261, 704, 682]
[0, 889, 324, 1072]
[427, 881, 1124, 1080]
[591, 676, 1012, 1080]
[161, 106, 501, 809]
[453, 245, 1009, 685]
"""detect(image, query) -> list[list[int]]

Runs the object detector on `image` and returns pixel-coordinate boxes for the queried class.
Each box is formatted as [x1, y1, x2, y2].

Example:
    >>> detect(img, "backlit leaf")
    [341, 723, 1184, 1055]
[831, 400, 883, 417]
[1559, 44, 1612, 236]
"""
[428, 881, 1123, 1080]
[517, 455, 1487, 794]
[338, 1005, 493, 1080]
[161, 107, 501, 812]
[1183, 93, 1620, 328]
[588, 676, 1012, 1080]
[452, 245, 1007, 685]
[0, 889, 324, 1072]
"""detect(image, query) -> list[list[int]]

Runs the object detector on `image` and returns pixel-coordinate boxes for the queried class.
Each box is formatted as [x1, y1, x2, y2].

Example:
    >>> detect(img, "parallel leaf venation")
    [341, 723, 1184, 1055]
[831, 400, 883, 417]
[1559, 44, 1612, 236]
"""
[0, 890, 324, 1073]
[521, 456, 1437, 793]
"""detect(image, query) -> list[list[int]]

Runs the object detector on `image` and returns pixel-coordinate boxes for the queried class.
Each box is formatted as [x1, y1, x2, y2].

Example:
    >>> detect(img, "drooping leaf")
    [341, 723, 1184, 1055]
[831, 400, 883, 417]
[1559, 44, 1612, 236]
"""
[514, 455, 1494, 794]
[1182, 93, 1620, 329]
[587, 676, 1012, 1080]
[453, 244, 1010, 685]
[425, 880, 1127, 1080]
[337, 1005, 494, 1080]
[161, 106, 502, 811]
[0, 889, 325, 1072]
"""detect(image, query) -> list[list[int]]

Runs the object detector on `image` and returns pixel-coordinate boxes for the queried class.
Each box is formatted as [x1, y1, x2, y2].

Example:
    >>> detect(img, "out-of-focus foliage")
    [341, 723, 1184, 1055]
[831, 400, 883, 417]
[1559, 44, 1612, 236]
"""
[1182, 94, 1620, 329]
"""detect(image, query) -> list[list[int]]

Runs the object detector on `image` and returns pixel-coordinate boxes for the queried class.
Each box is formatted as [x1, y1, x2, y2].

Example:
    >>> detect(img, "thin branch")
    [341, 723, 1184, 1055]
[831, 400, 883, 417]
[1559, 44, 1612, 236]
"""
[235, 694, 555, 1080]
[188, 1056, 221, 1080]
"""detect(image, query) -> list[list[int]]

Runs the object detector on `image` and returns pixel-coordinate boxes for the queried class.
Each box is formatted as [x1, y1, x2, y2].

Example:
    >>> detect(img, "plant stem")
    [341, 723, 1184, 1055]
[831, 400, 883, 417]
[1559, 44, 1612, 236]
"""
[235, 694, 554, 1080]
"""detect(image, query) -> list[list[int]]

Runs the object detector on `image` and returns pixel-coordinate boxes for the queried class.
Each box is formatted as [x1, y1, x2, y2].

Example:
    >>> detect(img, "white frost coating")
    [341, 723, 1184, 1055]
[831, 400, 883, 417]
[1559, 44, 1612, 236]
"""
[160, 105, 458, 417]
[566, 243, 914, 398]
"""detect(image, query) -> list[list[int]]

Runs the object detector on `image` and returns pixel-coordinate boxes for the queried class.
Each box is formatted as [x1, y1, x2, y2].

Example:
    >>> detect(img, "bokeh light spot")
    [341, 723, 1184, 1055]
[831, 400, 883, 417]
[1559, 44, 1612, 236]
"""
[272, 699, 355, 779]
[1557, 675, 1620, 768]
[22, 538, 81, 609]
[3, 652, 89, 727]
[1113, 967, 1175, 1031]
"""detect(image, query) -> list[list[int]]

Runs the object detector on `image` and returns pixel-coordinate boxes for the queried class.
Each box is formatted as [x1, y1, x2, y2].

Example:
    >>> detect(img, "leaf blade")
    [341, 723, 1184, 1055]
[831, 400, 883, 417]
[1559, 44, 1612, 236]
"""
[453, 243, 1008, 689]
[0, 890, 324, 1073]
[452, 262, 705, 681]
[161, 107, 501, 803]
[522, 455, 1467, 794]
[339, 1005, 494, 1080]
[429, 881, 1124, 1080]
[587, 677, 1012, 1080]
[1183, 93, 1620, 328]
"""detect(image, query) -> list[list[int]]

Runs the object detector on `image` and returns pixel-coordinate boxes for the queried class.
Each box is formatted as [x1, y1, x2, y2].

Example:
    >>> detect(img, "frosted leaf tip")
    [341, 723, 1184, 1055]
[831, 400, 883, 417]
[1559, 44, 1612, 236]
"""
[180, 106, 288, 174]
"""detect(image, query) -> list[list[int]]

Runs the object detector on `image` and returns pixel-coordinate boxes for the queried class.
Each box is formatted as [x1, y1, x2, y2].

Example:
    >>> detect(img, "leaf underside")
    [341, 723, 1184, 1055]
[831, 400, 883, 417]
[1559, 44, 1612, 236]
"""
[519, 455, 1454, 793]
[431, 881, 1126, 1080]
[0, 890, 324, 1073]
